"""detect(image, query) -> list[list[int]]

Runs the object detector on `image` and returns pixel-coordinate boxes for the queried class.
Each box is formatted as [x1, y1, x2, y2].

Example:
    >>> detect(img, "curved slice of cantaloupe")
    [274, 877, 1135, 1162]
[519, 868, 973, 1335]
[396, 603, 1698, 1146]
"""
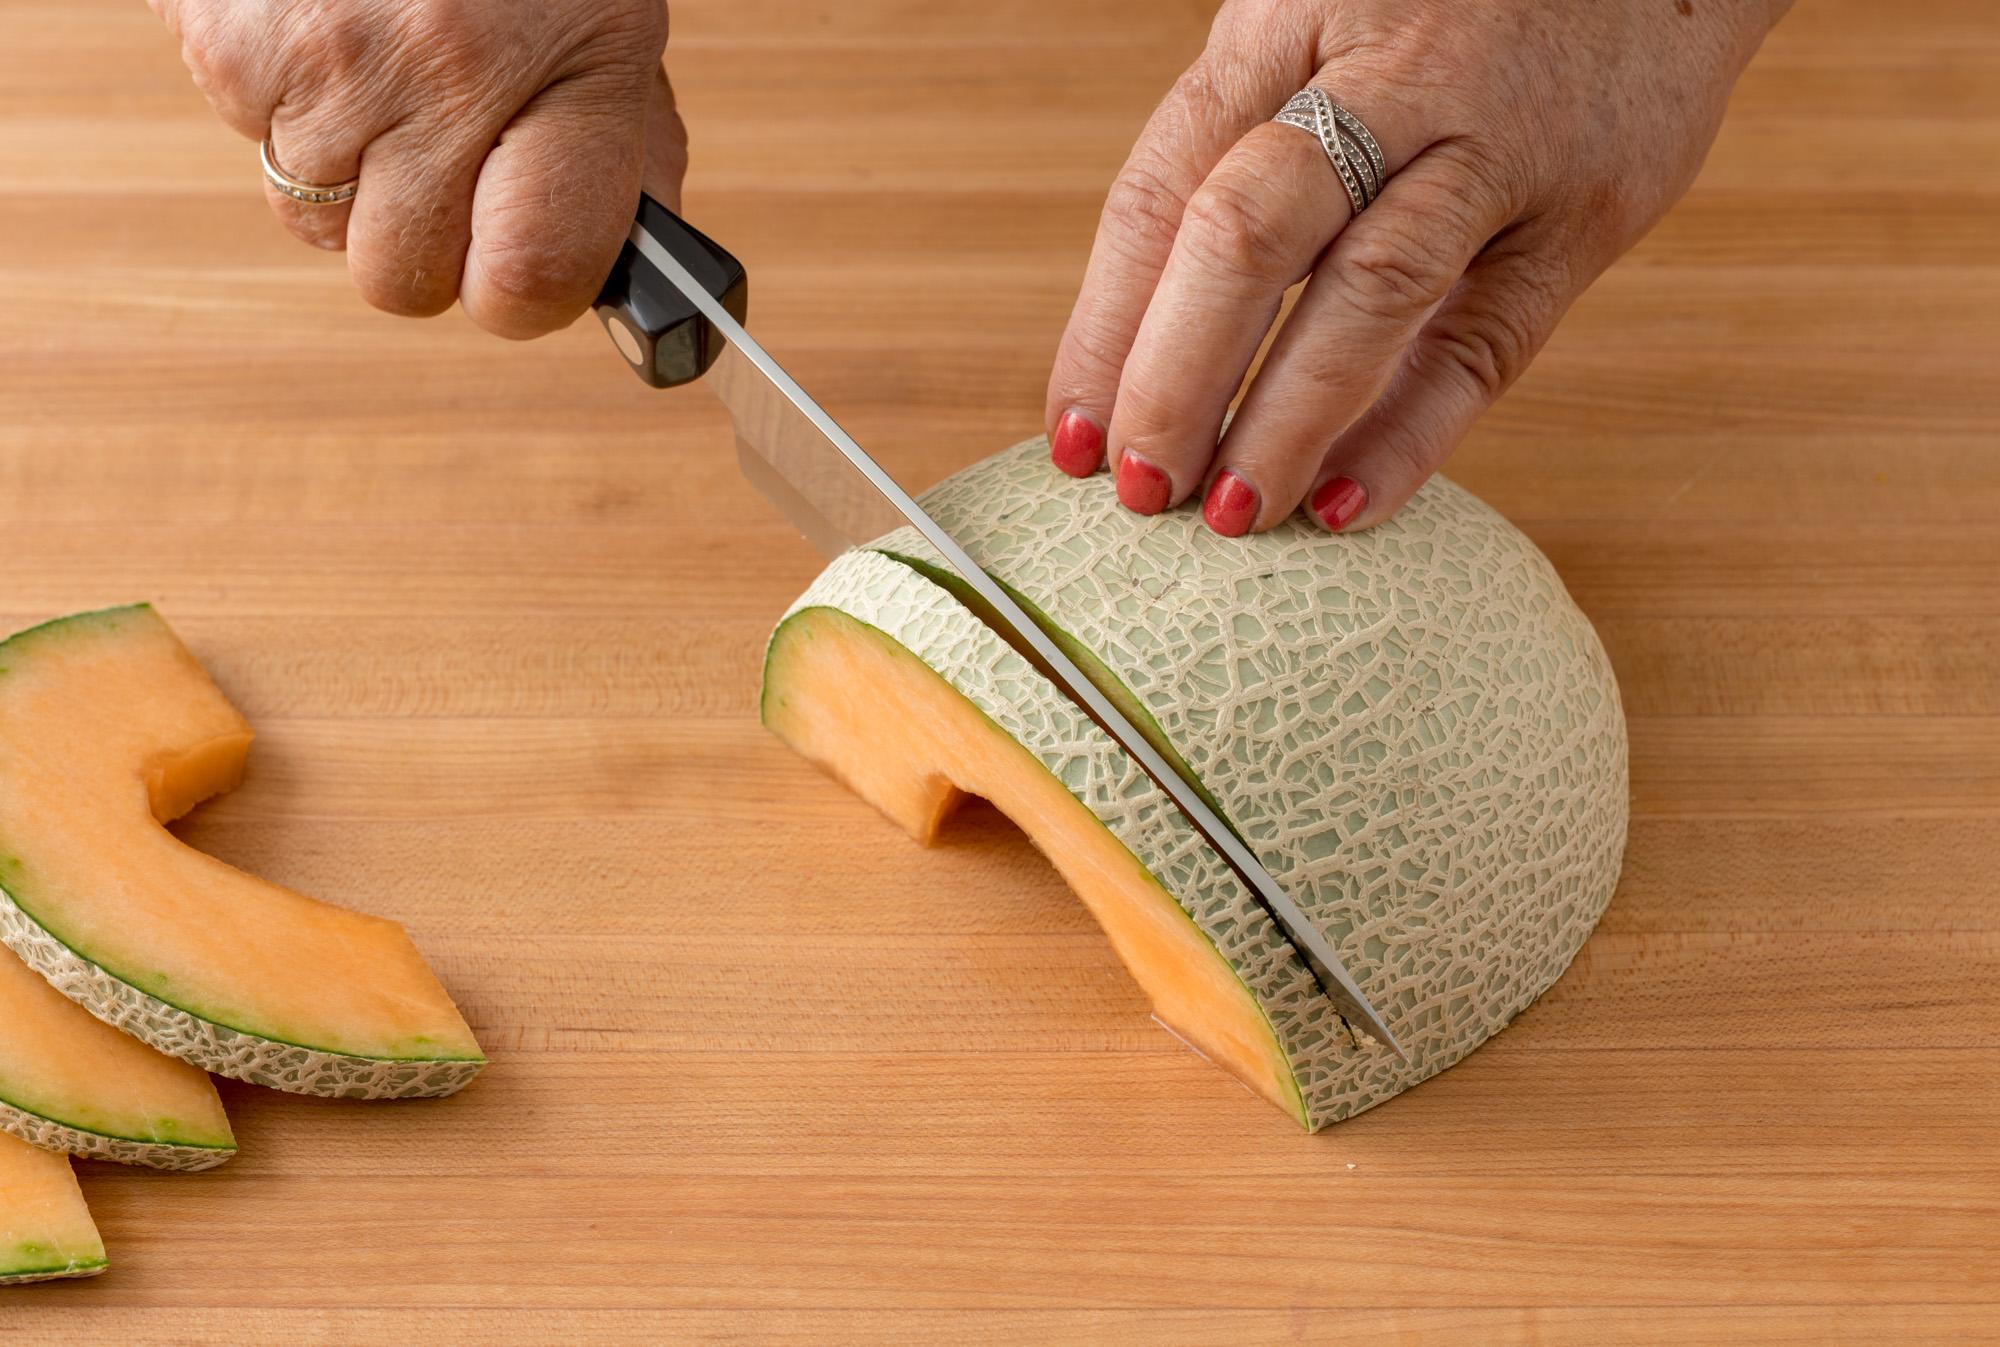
[0, 606, 483, 1099]
[0, 946, 233, 1171]
[762, 555, 1308, 1123]
[0, 1132, 104, 1284]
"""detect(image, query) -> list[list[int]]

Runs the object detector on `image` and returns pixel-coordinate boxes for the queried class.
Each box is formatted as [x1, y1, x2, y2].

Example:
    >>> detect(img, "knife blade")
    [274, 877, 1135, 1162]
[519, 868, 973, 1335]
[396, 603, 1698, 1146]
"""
[596, 196, 1406, 1062]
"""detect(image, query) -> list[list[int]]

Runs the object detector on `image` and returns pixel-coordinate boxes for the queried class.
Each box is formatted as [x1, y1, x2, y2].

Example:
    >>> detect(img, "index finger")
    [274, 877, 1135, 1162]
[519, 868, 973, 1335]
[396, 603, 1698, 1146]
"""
[1043, 50, 1305, 478]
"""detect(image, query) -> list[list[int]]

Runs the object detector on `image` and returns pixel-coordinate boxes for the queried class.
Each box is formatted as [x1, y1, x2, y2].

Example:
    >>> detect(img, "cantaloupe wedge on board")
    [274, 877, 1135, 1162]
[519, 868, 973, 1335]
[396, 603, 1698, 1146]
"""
[0, 606, 483, 1099]
[0, 944, 233, 1171]
[762, 436, 1628, 1130]
[0, 1131, 104, 1284]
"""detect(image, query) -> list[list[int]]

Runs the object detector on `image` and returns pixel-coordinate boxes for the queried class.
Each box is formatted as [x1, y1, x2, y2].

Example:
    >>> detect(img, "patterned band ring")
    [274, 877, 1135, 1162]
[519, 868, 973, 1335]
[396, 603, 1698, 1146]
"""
[1272, 88, 1387, 216]
[258, 139, 359, 206]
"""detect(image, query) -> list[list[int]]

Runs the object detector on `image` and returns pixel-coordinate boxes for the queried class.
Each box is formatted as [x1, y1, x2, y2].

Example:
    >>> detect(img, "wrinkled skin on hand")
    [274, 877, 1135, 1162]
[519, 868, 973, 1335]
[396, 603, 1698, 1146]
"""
[151, 0, 689, 338]
[1044, 0, 1793, 534]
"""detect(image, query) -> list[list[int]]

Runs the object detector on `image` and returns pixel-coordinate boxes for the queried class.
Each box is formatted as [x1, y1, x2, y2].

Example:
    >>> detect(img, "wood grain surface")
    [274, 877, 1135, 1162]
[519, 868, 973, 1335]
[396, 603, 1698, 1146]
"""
[2, 0, 1996, 1342]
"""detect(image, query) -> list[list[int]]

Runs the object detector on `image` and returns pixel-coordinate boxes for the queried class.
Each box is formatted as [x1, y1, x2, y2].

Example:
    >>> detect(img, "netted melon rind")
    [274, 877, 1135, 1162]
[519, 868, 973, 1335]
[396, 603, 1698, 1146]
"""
[878, 438, 1627, 1116]
[0, 1097, 233, 1172]
[779, 550, 1399, 1128]
[0, 891, 483, 1101]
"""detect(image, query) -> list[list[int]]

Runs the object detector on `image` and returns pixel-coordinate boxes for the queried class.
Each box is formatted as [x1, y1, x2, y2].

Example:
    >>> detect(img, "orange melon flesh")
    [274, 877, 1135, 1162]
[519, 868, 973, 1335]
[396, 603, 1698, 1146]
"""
[763, 607, 1301, 1120]
[0, 1133, 104, 1283]
[0, 945, 232, 1155]
[0, 607, 480, 1067]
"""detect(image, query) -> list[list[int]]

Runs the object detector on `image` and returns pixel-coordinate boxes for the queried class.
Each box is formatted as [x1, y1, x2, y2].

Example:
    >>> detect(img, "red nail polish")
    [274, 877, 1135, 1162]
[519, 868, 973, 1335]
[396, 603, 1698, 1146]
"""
[1050, 410, 1104, 477]
[1115, 451, 1172, 515]
[1202, 470, 1258, 537]
[1311, 476, 1368, 531]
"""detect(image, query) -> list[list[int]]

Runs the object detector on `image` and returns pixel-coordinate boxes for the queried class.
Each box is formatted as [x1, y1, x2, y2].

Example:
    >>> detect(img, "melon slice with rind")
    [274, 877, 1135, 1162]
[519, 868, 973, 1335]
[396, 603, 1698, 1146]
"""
[764, 436, 1628, 1128]
[764, 549, 1333, 1123]
[0, 605, 483, 1099]
[0, 1132, 105, 1285]
[0, 944, 233, 1171]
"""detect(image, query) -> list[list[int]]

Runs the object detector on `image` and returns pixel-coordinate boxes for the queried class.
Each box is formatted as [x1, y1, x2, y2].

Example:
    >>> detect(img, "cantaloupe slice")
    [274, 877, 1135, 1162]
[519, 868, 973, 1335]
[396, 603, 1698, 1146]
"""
[763, 436, 1629, 1129]
[0, 1132, 105, 1285]
[0, 945, 233, 1171]
[765, 565, 1308, 1122]
[0, 606, 483, 1099]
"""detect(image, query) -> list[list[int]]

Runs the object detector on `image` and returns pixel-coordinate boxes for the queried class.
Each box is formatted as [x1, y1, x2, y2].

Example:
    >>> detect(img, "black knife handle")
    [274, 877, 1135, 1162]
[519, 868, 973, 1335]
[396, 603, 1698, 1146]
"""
[594, 193, 748, 389]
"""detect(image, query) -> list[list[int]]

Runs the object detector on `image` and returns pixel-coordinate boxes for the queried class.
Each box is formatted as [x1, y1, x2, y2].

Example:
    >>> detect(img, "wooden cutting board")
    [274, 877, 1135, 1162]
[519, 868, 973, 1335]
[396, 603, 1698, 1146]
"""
[2, 0, 1995, 1341]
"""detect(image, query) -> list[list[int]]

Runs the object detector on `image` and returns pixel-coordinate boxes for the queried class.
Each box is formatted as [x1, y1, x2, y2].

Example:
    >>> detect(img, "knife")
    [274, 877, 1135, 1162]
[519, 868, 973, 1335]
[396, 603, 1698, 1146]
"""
[594, 193, 1407, 1062]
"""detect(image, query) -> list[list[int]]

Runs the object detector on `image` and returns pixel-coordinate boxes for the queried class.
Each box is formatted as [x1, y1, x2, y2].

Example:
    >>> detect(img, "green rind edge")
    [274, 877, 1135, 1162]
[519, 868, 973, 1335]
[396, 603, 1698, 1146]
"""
[873, 551, 1233, 827]
[0, 1094, 234, 1172]
[0, 602, 152, 655]
[0, 1258, 108, 1285]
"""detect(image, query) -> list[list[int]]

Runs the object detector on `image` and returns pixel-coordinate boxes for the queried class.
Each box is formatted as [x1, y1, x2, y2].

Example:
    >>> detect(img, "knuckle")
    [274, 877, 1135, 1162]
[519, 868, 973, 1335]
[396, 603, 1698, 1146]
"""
[273, 0, 377, 90]
[377, 1, 504, 112]
[1427, 136, 1528, 218]
[1427, 301, 1538, 400]
[1209, 1, 1316, 72]
[394, 0, 487, 70]
[176, 6, 251, 94]
[1101, 160, 1190, 257]
[1329, 222, 1454, 323]
[1178, 177, 1295, 284]
[587, 0, 671, 57]
[477, 242, 570, 311]
[471, 230, 600, 335]
[1434, 325, 1509, 399]
[1056, 318, 1129, 387]
[1165, 57, 1223, 113]
[1113, 379, 1180, 441]
[1380, 423, 1451, 485]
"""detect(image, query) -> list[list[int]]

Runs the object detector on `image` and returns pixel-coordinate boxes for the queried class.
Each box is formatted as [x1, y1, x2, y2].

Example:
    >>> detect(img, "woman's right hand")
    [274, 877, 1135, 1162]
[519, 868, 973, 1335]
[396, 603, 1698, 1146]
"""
[151, 0, 688, 339]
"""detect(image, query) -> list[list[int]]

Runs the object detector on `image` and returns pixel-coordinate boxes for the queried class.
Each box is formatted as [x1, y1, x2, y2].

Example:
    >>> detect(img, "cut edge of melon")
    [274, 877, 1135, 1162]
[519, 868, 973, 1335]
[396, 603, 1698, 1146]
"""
[879, 551, 1230, 826]
[762, 603, 1307, 1127]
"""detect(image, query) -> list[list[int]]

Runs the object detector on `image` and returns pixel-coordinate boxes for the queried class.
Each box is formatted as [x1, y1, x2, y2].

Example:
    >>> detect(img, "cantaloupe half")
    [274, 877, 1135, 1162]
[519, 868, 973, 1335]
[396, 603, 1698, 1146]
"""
[762, 436, 1629, 1130]
[0, 945, 233, 1171]
[0, 606, 483, 1099]
[0, 1132, 105, 1284]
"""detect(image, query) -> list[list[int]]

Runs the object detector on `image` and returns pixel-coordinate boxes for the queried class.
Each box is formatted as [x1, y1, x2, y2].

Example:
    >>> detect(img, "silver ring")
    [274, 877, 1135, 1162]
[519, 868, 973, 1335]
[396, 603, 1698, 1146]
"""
[259, 139, 358, 206]
[1273, 88, 1386, 216]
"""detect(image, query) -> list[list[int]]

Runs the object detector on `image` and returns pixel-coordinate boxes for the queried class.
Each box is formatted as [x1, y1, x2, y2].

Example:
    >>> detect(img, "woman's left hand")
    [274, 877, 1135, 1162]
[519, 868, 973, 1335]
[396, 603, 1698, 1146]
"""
[1044, 0, 1790, 535]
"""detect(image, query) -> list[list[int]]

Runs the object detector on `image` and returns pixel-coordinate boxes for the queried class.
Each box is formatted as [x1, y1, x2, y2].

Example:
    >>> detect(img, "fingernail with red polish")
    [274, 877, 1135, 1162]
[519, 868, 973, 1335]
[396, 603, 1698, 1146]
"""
[1050, 410, 1105, 477]
[1116, 450, 1172, 515]
[1202, 470, 1258, 537]
[1311, 476, 1368, 532]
